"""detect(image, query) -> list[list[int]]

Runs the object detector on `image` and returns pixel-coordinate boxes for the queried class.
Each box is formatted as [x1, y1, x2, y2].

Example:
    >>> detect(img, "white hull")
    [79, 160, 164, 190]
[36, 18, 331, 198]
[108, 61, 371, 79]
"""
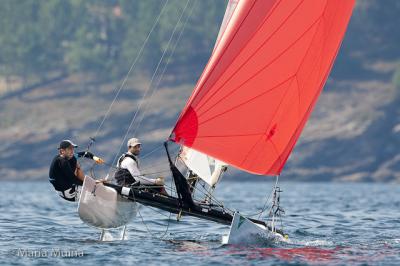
[78, 176, 137, 229]
[223, 212, 284, 245]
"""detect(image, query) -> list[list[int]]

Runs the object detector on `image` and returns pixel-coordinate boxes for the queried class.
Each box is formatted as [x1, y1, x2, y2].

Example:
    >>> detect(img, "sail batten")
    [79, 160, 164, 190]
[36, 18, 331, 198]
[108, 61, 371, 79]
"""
[171, 0, 356, 175]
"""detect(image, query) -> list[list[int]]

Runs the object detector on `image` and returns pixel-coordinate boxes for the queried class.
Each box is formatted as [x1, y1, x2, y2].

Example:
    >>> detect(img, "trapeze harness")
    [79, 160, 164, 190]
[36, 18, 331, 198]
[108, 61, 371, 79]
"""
[114, 153, 139, 186]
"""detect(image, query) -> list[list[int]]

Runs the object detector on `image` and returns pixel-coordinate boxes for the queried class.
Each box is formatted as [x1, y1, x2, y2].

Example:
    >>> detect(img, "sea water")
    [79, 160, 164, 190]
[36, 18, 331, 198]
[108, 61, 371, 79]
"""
[0, 180, 399, 265]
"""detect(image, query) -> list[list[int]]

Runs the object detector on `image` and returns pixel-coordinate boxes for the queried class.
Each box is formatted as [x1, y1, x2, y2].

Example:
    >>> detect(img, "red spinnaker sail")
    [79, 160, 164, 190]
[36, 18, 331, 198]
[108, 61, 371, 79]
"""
[171, 0, 356, 175]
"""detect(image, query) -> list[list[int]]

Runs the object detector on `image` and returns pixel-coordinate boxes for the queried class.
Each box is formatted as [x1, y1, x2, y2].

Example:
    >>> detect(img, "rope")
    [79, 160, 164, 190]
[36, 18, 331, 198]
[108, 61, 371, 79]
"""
[109, 0, 193, 174]
[174, 166, 234, 213]
[131, 0, 197, 137]
[264, 176, 285, 234]
[140, 144, 165, 160]
[266, 175, 280, 217]
[137, 208, 172, 240]
[91, 0, 170, 143]
[130, 163, 181, 241]
[129, 183, 173, 240]
[140, 162, 170, 172]
[142, 205, 173, 219]
[237, 177, 277, 218]
[191, 182, 233, 213]
[140, 170, 171, 177]
[258, 175, 279, 219]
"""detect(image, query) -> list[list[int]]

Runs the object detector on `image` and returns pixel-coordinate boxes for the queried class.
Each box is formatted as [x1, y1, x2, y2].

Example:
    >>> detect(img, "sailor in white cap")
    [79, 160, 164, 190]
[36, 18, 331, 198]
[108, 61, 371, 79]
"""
[49, 139, 104, 201]
[114, 138, 166, 193]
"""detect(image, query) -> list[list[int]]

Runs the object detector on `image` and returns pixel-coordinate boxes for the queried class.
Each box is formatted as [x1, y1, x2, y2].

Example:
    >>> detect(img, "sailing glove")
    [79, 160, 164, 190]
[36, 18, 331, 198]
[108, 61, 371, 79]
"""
[155, 176, 165, 186]
[93, 156, 105, 164]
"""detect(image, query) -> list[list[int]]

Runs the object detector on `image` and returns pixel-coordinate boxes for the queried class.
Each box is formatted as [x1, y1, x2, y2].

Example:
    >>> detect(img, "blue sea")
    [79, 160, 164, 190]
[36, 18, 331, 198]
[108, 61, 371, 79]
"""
[0, 180, 399, 265]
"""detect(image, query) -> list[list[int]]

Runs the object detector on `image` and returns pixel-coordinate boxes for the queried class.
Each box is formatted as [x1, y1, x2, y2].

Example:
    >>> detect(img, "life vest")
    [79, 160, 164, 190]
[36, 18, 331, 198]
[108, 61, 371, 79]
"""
[114, 153, 139, 186]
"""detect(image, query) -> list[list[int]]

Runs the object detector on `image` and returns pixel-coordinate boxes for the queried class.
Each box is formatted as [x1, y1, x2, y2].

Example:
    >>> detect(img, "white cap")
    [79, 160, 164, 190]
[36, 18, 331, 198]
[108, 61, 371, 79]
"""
[127, 138, 141, 148]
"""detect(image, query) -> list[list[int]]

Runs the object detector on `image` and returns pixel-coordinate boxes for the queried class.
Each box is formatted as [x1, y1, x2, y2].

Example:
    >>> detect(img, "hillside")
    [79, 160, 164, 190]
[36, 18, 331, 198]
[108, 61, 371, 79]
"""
[0, 0, 400, 182]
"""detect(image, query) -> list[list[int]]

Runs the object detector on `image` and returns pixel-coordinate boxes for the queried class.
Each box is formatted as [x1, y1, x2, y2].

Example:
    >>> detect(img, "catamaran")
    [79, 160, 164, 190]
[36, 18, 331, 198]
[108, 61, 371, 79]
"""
[77, 0, 356, 244]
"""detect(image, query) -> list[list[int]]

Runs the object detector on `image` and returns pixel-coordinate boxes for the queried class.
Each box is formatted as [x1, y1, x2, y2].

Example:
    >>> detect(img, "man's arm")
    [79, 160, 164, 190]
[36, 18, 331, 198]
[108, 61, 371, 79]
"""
[77, 151, 93, 159]
[76, 151, 104, 164]
[74, 162, 85, 182]
[122, 158, 159, 185]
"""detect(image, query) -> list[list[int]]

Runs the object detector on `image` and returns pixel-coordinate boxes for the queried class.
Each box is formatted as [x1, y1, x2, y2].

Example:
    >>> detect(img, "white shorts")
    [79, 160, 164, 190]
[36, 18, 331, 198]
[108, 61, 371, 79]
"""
[58, 186, 81, 202]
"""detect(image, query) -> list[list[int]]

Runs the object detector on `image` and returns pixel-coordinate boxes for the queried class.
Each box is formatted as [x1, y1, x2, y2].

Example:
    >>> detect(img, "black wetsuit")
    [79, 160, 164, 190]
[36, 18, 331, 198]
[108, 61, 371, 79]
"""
[49, 151, 94, 201]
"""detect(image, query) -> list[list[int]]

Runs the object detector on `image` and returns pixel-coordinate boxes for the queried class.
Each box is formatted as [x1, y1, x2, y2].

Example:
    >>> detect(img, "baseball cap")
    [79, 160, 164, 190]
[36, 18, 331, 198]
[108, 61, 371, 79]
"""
[127, 138, 141, 148]
[58, 140, 78, 150]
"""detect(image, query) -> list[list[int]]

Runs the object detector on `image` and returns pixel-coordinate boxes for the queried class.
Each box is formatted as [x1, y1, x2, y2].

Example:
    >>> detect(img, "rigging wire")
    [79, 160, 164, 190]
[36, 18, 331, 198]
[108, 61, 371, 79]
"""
[140, 144, 165, 160]
[172, 158, 232, 211]
[259, 175, 280, 220]
[132, 166, 178, 240]
[240, 189, 274, 218]
[78, 1, 170, 172]
[109, 0, 193, 175]
[90, 0, 170, 144]
[181, 172, 234, 213]
[140, 170, 171, 176]
[135, 197, 173, 240]
[82, 145, 169, 175]
[131, 0, 198, 138]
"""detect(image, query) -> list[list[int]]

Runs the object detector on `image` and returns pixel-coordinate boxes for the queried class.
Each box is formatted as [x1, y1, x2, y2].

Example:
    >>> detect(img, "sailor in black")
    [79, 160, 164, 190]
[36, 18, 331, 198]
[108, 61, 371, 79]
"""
[49, 140, 104, 202]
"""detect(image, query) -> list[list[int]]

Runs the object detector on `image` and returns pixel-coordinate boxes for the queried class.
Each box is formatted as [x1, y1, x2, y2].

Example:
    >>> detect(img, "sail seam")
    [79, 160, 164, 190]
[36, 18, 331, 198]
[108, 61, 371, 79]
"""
[197, 15, 322, 125]
[195, 133, 264, 138]
[197, 6, 321, 121]
[170, 0, 260, 135]
[197, 75, 295, 126]
[271, 2, 353, 174]
[239, 77, 296, 169]
[172, 0, 355, 175]
[292, 18, 324, 120]
[188, 0, 260, 110]
[267, 139, 283, 174]
[256, 16, 323, 173]
[195, 0, 296, 115]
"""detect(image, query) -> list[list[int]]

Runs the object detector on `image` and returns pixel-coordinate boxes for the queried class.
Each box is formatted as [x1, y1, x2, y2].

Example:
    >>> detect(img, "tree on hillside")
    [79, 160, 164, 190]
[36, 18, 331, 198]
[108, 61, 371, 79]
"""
[119, 0, 162, 75]
[64, 0, 126, 77]
[0, 0, 77, 85]
[0, 0, 227, 84]
[119, 0, 226, 77]
[156, 0, 226, 69]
